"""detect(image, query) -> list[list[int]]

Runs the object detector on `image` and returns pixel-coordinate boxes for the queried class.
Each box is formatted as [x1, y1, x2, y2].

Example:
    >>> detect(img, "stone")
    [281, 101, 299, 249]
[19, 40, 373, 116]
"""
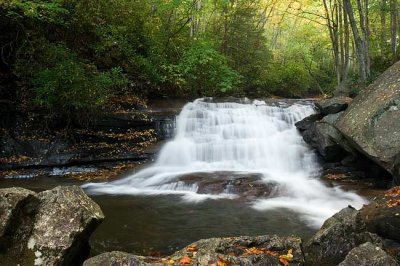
[170, 235, 304, 266]
[295, 113, 323, 132]
[338, 242, 398, 266]
[0, 186, 104, 265]
[304, 206, 382, 266]
[83, 251, 154, 266]
[84, 235, 305, 266]
[302, 121, 350, 162]
[316, 96, 352, 115]
[0, 188, 37, 252]
[335, 61, 400, 183]
[361, 186, 400, 242]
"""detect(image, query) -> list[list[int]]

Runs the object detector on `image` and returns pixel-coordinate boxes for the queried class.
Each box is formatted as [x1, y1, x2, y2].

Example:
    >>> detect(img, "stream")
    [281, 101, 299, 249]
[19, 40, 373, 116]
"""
[0, 98, 374, 256]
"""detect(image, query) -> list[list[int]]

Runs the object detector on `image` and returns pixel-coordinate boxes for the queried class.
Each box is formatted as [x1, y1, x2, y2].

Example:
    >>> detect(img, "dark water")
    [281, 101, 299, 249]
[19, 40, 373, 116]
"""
[0, 175, 315, 256]
[89, 194, 315, 256]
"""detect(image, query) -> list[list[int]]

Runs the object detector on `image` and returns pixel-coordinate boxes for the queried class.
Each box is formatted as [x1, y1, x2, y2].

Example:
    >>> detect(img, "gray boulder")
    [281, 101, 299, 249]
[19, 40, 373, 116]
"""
[0, 186, 104, 265]
[85, 235, 305, 266]
[316, 96, 352, 115]
[302, 113, 352, 162]
[335, 61, 400, 183]
[304, 206, 382, 266]
[83, 251, 154, 266]
[338, 242, 398, 266]
[295, 113, 323, 132]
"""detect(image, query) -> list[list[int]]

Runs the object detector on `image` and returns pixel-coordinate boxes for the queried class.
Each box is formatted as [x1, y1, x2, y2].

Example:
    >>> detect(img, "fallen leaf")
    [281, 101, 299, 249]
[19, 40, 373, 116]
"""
[217, 256, 229, 266]
[279, 249, 293, 266]
[180, 256, 192, 265]
[279, 257, 289, 266]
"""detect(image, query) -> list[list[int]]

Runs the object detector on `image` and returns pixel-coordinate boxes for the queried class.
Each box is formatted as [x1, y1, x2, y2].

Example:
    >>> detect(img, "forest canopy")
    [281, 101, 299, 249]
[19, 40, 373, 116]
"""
[0, 0, 399, 121]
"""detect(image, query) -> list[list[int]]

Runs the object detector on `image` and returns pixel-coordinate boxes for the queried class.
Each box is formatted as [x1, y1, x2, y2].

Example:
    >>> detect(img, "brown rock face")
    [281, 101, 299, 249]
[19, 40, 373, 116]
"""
[0, 186, 104, 266]
[335, 61, 400, 182]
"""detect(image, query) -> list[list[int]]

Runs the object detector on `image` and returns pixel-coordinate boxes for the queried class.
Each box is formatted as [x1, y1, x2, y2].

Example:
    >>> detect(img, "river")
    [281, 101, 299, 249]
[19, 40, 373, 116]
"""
[0, 98, 380, 256]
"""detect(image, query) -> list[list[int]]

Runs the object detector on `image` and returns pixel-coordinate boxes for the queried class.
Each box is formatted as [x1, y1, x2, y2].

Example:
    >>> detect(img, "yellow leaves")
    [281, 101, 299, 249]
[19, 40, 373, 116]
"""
[387, 199, 400, 208]
[385, 186, 400, 197]
[216, 256, 229, 266]
[241, 247, 279, 257]
[279, 249, 293, 266]
[179, 256, 192, 265]
[384, 187, 400, 208]
[161, 258, 175, 265]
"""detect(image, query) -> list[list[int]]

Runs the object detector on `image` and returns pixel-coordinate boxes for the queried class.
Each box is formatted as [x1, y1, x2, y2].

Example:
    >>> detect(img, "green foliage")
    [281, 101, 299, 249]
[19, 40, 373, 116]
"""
[18, 43, 127, 121]
[178, 41, 242, 96]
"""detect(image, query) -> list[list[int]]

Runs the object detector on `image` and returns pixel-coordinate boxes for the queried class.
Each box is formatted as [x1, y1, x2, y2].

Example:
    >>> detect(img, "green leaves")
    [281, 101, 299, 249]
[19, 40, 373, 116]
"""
[29, 43, 127, 117]
[177, 41, 242, 96]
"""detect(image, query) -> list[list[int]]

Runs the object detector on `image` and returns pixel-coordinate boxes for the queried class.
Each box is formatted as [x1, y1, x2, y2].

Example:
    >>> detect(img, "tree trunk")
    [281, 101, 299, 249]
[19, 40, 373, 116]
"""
[381, 0, 387, 57]
[390, 0, 399, 62]
[344, 0, 367, 85]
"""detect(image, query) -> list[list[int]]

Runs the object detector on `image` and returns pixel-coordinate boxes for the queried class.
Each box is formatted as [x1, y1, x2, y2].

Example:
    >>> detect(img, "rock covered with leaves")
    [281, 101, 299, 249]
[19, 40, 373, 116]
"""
[85, 235, 304, 266]
[0, 186, 104, 265]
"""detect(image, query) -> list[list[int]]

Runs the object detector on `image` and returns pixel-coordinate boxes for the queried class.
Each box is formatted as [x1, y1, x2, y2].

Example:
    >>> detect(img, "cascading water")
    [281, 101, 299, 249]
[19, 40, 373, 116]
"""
[83, 98, 367, 227]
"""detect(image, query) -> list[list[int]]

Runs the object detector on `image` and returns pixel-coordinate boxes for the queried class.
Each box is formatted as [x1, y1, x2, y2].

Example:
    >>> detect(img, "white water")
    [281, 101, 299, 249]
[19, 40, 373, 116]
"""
[83, 98, 367, 228]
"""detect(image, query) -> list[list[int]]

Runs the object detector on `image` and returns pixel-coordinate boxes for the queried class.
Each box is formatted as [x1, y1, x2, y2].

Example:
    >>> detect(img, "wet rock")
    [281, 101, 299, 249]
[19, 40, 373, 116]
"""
[302, 121, 350, 162]
[83, 251, 154, 266]
[85, 235, 304, 266]
[295, 113, 323, 132]
[316, 96, 352, 115]
[361, 187, 400, 242]
[335, 61, 400, 183]
[338, 242, 398, 266]
[304, 206, 382, 266]
[180, 173, 278, 199]
[0, 186, 104, 265]
[170, 235, 304, 266]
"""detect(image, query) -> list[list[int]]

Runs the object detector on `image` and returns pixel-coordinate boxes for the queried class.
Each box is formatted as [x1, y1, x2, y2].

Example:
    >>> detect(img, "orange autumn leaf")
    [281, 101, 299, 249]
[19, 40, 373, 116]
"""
[279, 257, 289, 266]
[279, 249, 293, 266]
[265, 250, 279, 256]
[217, 256, 230, 266]
[180, 256, 192, 265]
[241, 247, 279, 257]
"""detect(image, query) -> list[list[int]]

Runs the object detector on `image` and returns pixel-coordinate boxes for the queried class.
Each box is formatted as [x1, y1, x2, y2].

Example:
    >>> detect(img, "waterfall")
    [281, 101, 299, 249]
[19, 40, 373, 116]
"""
[83, 98, 367, 227]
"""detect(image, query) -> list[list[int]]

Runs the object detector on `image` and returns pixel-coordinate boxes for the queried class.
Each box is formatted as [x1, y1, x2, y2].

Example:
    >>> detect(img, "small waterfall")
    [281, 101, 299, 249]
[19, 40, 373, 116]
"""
[83, 98, 366, 227]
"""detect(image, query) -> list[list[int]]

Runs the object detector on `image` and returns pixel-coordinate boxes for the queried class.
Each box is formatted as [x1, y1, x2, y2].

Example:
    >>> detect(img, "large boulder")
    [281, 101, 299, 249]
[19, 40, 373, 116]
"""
[316, 96, 352, 115]
[304, 206, 382, 266]
[335, 61, 400, 183]
[0, 186, 104, 265]
[338, 242, 398, 266]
